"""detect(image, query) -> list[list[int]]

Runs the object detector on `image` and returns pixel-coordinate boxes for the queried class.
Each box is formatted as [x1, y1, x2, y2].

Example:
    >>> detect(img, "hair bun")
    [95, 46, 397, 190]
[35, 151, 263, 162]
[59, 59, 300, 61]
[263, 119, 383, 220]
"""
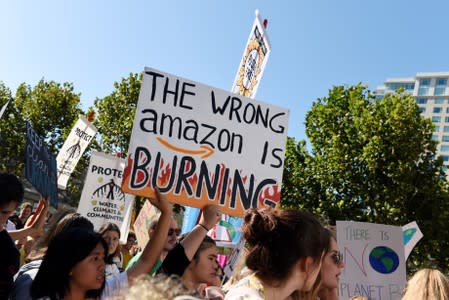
[243, 208, 278, 246]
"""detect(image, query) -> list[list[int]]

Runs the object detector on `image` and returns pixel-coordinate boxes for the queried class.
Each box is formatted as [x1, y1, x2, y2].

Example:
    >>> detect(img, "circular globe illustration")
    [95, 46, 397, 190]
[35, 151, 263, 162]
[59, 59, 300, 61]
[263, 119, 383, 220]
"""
[403, 228, 416, 245]
[369, 246, 400, 274]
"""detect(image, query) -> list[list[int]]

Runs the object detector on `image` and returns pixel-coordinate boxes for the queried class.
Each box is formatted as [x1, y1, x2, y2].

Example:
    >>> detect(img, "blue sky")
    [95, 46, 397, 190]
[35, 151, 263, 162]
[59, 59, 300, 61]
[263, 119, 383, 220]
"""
[1, 0, 449, 143]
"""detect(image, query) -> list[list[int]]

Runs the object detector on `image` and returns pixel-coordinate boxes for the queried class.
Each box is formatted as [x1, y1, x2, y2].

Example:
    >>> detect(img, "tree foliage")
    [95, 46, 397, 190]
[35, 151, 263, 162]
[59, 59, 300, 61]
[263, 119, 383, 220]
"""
[93, 73, 141, 154]
[0, 79, 85, 206]
[281, 84, 449, 273]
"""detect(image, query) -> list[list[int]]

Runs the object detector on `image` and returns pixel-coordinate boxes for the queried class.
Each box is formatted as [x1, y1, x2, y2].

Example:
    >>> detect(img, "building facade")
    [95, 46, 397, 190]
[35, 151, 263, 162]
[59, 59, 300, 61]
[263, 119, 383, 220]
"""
[375, 72, 449, 172]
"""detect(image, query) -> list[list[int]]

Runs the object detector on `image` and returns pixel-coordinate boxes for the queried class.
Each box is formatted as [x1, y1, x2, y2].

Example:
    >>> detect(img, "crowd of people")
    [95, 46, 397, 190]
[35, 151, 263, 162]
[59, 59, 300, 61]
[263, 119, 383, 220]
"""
[1, 171, 449, 300]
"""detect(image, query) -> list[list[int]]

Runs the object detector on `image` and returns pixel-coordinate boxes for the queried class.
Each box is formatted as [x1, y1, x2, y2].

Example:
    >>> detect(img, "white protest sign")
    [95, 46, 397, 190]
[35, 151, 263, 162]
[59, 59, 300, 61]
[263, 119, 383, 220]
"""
[57, 115, 97, 189]
[78, 151, 134, 243]
[337, 221, 406, 300]
[231, 9, 271, 99]
[122, 67, 289, 217]
[212, 9, 271, 245]
[0, 100, 10, 119]
[133, 199, 160, 250]
[402, 221, 423, 260]
[223, 236, 246, 280]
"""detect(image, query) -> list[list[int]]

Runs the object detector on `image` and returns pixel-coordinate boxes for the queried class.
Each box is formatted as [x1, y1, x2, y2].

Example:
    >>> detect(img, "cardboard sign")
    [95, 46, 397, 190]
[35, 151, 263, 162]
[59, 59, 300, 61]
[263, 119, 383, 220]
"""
[337, 221, 406, 300]
[25, 121, 58, 208]
[133, 200, 160, 249]
[231, 10, 271, 99]
[57, 115, 97, 189]
[77, 151, 134, 243]
[402, 221, 423, 260]
[122, 67, 289, 217]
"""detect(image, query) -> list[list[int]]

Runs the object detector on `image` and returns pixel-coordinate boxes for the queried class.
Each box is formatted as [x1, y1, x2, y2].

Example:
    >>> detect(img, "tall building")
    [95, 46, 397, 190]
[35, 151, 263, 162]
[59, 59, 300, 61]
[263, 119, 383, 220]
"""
[375, 72, 449, 172]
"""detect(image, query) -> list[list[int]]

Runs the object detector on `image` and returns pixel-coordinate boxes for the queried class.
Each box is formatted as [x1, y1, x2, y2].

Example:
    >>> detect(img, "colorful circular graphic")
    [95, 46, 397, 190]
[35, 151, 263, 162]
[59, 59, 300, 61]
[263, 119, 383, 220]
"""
[403, 228, 416, 245]
[369, 246, 400, 274]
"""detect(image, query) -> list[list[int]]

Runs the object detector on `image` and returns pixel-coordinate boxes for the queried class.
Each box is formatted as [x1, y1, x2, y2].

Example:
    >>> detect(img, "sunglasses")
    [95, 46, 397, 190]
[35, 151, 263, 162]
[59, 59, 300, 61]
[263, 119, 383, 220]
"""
[331, 251, 343, 265]
[168, 228, 181, 236]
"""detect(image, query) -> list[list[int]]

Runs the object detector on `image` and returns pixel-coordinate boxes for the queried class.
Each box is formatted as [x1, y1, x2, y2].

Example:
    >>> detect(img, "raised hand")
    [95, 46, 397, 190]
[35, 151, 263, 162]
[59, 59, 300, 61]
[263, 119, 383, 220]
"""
[199, 205, 222, 231]
[148, 188, 173, 214]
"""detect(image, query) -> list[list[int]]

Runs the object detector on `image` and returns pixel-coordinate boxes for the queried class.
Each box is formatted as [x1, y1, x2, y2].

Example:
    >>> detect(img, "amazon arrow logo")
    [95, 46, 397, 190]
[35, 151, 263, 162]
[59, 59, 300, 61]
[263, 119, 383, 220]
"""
[156, 137, 215, 159]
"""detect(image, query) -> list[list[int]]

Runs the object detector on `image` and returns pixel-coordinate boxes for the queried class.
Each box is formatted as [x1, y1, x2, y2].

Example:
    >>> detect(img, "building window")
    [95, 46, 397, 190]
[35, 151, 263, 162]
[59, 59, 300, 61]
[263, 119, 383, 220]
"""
[433, 107, 442, 113]
[444, 126, 449, 132]
[435, 126, 440, 132]
[433, 135, 439, 141]
[442, 156, 449, 162]
[441, 145, 449, 152]
[433, 116, 441, 123]
[416, 98, 427, 104]
[405, 83, 415, 90]
[445, 117, 449, 122]
[435, 78, 447, 96]
[435, 99, 445, 104]
[418, 79, 430, 96]
[418, 107, 426, 113]
[443, 136, 449, 142]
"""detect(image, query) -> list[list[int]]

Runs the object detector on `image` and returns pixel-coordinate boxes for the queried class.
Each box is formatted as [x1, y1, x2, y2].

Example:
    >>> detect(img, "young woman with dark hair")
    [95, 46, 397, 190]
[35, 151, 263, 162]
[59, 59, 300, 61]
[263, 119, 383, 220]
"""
[29, 189, 173, 299]
[317, 229, 345, 300]
[30, 228, 108, 300]
[225, 207, 329, 300]
[0, 173, 47, 299]
[11, 212, 94, 299]
[159, 205, 223, 293]
[98, 222, 122, 278]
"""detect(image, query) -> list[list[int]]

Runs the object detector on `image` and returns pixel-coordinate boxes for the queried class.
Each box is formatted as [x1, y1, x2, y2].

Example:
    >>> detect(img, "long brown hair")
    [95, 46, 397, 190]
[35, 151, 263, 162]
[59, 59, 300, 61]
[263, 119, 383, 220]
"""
[243, 208, 328, 286]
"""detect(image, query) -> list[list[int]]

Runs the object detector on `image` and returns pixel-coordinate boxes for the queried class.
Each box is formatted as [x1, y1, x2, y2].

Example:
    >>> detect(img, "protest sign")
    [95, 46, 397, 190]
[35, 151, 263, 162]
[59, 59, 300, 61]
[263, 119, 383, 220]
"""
[231, 9, 271, 99]
[402, 221, 423, 260]
[133, 199, 160, 249]
[25, 121, 58, 208]
[122, 67, 289, 217]
[77, 151, 134, 243]
[209, 215, 243, 245]
[207, 10, 270, 242]
[337, 221, 406, 300]
[0, 99, 10, 119]
[223, 236, 247, 281]
[57, 115, 97, 189]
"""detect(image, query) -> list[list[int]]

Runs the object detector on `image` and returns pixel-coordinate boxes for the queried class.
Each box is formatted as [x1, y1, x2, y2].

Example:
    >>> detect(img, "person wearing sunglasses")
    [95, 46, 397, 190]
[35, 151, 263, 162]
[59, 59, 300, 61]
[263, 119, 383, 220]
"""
[125, 217, 180, 275]
[317, 228, 345, 300]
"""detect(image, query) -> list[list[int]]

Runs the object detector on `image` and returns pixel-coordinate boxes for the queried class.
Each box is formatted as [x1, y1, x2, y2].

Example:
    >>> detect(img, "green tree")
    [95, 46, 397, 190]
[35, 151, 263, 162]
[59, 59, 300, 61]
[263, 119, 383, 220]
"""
[0, 79, 86, 206]
[15, 79, 83, 153]
[93, 73, 141, 154]
[282, 84, 449, 272]
[0, 82, 25, 174]
[92, 72, 184, 213]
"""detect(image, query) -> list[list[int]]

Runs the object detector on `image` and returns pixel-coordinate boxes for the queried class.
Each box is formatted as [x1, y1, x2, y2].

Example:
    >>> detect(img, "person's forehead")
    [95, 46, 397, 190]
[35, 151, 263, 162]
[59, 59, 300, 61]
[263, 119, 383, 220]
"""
[329, 239, 339, 251]
[170, 219, 178, 228]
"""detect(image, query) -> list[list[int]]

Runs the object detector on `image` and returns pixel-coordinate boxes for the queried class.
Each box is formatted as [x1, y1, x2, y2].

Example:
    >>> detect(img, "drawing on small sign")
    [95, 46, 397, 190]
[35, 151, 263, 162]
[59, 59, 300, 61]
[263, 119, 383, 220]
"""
[93, 179, 125, 202]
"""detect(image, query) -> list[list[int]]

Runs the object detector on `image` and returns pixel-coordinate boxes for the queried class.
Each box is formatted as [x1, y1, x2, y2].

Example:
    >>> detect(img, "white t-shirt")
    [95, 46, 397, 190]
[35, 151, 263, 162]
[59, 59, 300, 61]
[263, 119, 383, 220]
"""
[35, 271, 128, 300]
[101, 271, 128, 299]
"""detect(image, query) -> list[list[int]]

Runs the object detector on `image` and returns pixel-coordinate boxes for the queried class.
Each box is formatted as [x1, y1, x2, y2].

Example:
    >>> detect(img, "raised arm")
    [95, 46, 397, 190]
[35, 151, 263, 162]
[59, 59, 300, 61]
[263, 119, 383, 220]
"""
[126, 189, 173, 283]
[181, 205, 221, 260]
[8, 197, 48, 241]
